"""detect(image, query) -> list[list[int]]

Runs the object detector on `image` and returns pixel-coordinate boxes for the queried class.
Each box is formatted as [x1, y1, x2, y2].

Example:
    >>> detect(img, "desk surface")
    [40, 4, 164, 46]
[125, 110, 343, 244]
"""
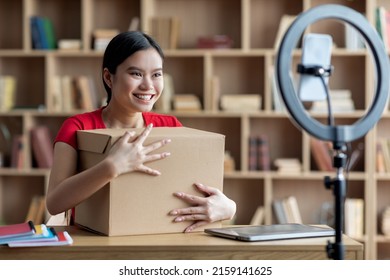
[0, 226, 363, 260]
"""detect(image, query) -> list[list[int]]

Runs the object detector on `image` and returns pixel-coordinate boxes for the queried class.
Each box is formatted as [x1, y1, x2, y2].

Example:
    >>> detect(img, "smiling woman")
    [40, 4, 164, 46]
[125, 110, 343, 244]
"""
[45, 31, 236, 233]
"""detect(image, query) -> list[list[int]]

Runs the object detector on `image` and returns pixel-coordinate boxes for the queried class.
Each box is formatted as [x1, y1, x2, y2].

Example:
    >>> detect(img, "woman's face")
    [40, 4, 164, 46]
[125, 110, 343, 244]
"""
[106, 48, 164, 112]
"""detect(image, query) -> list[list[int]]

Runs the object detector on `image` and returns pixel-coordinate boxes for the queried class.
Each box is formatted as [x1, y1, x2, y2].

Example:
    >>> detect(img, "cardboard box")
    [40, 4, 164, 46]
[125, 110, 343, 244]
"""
[75, 127, 225, 236]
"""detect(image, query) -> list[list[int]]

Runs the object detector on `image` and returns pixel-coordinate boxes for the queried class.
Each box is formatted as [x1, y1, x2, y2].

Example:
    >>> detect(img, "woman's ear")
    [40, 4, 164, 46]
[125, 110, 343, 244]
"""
[103, 68, 113, 88]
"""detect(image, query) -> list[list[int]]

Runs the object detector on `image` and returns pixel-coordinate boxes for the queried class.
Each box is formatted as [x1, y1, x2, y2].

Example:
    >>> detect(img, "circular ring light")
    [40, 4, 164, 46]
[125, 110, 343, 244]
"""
[276, 4, 389, 144]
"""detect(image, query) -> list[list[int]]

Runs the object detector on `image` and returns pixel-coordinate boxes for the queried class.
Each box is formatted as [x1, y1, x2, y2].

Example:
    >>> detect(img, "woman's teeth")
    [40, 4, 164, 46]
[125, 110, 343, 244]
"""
[135, 94, 153, 100]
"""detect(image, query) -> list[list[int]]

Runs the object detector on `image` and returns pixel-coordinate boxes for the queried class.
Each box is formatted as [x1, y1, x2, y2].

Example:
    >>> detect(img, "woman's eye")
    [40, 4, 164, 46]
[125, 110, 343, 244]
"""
[153, 72, 162, 78]
[131, 72, 142, 77]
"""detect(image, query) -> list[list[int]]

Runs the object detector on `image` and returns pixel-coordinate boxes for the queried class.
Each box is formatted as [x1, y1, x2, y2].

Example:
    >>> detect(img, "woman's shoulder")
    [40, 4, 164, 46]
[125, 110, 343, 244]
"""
[64, 107, 105, 129]
[142, 112, 182, 127]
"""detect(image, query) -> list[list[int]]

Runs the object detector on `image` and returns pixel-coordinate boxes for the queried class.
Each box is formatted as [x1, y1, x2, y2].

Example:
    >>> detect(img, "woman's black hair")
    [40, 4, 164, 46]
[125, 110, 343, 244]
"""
[102, 31, 164, 104]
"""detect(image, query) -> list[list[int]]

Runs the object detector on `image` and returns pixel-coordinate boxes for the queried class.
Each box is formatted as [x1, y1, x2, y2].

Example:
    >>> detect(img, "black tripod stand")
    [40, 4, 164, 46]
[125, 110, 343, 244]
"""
[324, 143, 347, 260]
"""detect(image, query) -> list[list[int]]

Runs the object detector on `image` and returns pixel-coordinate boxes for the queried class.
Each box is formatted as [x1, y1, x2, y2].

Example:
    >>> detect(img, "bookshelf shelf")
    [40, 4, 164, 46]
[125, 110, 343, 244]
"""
[0, 0, 388, 259]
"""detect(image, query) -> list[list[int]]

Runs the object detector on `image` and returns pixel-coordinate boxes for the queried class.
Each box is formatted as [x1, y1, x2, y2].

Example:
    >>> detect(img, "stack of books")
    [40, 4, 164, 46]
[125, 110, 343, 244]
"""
[274, 158, 302, 173]
[0, 221, 73, 247]
[310, 90, 355, 114]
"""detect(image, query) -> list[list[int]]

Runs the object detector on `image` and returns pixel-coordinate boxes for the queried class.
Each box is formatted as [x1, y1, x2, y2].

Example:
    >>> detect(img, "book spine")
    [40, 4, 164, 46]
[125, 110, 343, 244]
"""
[257, 135, 271, 171]
[30, 126, 54, 168]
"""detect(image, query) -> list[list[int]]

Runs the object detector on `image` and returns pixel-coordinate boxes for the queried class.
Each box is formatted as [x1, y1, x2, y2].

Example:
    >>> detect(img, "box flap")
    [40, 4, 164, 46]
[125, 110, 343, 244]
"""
[77, 130, 112, 154]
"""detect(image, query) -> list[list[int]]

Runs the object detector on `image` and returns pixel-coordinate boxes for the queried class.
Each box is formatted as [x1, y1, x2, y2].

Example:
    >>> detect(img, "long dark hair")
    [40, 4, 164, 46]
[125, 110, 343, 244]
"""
[102, 31, 164, 104]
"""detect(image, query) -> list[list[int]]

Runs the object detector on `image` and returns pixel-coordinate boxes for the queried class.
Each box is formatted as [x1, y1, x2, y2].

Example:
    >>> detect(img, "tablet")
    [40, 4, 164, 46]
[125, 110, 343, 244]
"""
[204, 224, 335, 242]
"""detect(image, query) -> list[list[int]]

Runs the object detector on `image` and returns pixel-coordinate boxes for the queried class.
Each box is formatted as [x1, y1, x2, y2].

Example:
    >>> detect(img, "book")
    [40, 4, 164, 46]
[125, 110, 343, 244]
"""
[58, 39, 81, 51]
[220, 94, 261, 112]
[173, 94, 202, 112]
[128, 17, 140, 31]
[309, 137, 333, 171]
[344, 198, 364, 239]
[25, 195, 46, 225]
[0, 75, 17, 111]
[274, 158, 302, 173]
[197, 35, 233, 49]
[257, 135, 271, 171]
[150, 17, 180, 49]
[248, 135, 258, 171]
[381, 206, 390, 236]
[0, 221, 35, 240]
[310, 89, 355, 113]
[30, 16, 56, 50]
[30, 125, 54, 168]
[273, 196, 302, 224]
[250, 206, 265, 226]
[274, 15, 296, 50]
[155, 73, 174, 112]
[272, 199, 288, 224]
[376, 142, 386, 173]
[248, 135, 271, 171]
[93, 29, 119, 51]
[344, 22, 364, 50]
[0, 224, 55, 245]
[10, 134, 24, 168]
[8, 230, 73, 247]
[378, 138, 390, 172]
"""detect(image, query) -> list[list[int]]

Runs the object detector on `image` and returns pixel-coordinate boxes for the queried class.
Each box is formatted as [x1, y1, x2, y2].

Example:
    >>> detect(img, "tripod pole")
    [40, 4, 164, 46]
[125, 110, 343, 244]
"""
[324, 146, 347, 260]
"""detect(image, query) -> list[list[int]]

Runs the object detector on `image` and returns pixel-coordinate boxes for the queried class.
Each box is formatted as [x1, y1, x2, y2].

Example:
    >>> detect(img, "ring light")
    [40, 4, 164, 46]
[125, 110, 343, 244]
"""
[276, 4, 389, 146]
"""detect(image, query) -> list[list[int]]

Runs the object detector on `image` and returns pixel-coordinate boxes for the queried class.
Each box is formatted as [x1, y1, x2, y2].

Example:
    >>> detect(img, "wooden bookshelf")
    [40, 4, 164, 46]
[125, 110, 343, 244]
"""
[0, 0, 389, 259]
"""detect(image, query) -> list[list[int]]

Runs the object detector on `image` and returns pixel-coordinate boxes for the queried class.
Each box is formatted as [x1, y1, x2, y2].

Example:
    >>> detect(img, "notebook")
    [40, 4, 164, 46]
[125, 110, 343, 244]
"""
[204, 224, 335, 242]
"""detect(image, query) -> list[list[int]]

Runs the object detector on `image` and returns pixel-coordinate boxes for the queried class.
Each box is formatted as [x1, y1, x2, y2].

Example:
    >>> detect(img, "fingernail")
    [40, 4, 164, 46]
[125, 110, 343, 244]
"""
[175, 217, 183, 222]
[164, 139, 172, 144]
[163, 152, 171, 157]
[148, 123, 153, 128]
[169, 210, 177, 215]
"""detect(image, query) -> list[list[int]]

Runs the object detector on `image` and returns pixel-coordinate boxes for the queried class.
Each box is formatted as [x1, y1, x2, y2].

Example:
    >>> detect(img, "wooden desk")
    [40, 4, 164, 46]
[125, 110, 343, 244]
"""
[0, 226, 363, 260]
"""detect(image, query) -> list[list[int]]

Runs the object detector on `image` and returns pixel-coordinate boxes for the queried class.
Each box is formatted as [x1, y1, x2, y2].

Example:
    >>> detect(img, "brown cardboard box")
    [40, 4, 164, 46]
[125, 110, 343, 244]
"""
[75, 127, 225, 236]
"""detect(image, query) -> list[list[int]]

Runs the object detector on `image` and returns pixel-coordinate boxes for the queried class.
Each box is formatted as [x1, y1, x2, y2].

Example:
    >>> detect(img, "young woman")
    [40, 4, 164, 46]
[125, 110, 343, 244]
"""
[46, 31, 236, 232]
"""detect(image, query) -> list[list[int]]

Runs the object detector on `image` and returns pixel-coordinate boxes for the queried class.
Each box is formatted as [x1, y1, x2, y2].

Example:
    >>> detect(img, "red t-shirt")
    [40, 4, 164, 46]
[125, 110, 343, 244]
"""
[55, 107, 183, 149]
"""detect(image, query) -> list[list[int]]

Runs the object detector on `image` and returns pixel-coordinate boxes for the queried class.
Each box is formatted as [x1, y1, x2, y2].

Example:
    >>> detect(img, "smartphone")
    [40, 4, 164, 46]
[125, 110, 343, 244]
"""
[298, 33, 333, 101]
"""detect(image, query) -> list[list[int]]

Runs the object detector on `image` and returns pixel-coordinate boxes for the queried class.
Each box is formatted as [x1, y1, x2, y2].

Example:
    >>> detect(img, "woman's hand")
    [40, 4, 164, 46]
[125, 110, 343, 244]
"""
[106, 124, 171, 177]
[169, 183, 236, 233]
